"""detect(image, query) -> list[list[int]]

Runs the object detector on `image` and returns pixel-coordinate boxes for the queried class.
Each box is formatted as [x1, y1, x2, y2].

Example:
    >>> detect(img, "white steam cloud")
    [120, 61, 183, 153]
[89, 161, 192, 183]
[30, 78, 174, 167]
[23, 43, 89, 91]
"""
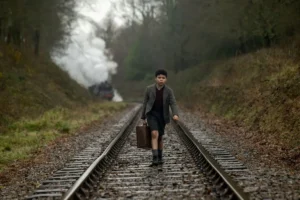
[52, 0, 123, 101]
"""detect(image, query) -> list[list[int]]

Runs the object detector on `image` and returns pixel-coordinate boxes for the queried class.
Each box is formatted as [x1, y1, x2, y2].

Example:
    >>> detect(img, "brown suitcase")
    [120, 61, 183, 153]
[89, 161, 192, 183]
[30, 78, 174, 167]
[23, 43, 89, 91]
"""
[136, 124, 152, 149]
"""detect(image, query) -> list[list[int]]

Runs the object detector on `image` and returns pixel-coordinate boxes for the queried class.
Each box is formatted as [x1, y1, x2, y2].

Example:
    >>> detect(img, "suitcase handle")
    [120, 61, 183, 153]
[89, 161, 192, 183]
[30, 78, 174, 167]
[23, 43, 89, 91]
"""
[142, 120, 147, 126]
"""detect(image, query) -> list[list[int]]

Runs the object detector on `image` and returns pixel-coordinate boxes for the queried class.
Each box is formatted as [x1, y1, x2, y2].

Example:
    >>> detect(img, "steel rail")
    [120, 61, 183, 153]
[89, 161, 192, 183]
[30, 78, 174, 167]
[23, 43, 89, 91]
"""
[26, 104, 249, 200]
[61, 106, 141, 200]
[173, 120, 249, 200]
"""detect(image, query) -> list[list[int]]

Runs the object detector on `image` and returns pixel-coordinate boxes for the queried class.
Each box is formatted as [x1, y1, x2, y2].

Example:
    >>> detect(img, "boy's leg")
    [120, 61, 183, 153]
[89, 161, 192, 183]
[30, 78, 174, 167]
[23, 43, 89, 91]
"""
[158, 136, 164, 164]
[158, 136, 163, 149]
[151, 130, 159, 165]
[152, 130, 159, 149]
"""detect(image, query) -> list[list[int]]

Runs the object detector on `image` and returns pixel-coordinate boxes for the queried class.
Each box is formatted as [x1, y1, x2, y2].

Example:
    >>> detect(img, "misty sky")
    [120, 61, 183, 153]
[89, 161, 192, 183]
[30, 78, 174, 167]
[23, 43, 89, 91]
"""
[77, 0, 125, 27]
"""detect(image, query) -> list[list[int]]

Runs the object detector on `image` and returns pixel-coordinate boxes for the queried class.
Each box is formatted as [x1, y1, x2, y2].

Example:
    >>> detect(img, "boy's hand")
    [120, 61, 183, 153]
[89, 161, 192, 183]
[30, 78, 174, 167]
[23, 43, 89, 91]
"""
[173, 115, 179, 121]
[142, 119, 147, 125]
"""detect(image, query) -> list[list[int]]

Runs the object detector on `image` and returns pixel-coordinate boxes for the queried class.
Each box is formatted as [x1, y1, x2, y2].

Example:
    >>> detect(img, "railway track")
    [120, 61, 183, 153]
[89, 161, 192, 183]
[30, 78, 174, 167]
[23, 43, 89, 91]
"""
[94, 124, 210, 199]
[26, 105, 249, 200]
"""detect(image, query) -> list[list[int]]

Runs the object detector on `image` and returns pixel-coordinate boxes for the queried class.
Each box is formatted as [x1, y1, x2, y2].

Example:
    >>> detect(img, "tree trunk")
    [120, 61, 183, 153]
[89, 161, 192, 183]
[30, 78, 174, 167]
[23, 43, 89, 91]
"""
[6, 26, 12, 44]
[0, 18, 3, 40]
[34, 29, 40, 56]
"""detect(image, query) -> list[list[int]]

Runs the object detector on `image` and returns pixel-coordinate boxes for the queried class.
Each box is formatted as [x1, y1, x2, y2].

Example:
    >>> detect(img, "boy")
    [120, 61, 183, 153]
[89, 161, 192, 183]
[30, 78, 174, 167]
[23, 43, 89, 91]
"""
[141, 69, 179, 166]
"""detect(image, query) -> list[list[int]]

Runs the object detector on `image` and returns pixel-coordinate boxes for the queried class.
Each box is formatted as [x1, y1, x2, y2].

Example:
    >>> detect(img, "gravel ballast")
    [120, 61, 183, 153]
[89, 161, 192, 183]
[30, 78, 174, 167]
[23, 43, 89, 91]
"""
[0, 104, 138, 199]
[180, 109, 300, 200]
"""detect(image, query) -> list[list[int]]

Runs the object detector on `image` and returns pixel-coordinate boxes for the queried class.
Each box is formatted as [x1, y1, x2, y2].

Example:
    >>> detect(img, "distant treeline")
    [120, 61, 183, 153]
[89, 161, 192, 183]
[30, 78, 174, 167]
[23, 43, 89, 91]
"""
[0, 0, 76, 55]
[107, 0, 300, 80]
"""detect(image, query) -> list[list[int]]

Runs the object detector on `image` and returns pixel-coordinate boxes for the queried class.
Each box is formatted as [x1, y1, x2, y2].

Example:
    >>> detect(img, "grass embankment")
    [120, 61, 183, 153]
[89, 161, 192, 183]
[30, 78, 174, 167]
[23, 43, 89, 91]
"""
[0, 44, 91, 132]
[0, 43, 128, 171]
[0, 101, 127, 171]
[114, 37, 300, 162]
[169, 38, 300, 157]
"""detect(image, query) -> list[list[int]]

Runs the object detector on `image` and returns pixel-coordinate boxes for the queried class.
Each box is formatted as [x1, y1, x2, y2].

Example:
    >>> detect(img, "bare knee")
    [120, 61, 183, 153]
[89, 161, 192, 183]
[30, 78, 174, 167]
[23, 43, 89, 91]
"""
[151, 131, 159, 139]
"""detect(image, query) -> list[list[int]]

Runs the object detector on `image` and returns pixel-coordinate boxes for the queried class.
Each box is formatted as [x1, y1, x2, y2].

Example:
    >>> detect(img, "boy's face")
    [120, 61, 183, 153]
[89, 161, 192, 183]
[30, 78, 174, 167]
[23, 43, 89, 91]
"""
[155, 74, 167, 86]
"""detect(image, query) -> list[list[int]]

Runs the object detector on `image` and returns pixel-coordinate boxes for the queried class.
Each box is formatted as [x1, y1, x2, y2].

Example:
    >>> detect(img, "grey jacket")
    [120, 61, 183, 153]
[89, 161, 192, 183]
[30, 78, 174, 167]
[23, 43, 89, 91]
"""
[141, 84, 179, 124]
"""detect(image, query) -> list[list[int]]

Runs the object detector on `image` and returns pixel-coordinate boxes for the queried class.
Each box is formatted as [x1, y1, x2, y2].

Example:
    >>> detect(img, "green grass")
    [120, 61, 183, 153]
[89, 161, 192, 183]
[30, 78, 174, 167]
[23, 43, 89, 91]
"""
[0, 131, 58, 168]
[0, 102, 127, 171]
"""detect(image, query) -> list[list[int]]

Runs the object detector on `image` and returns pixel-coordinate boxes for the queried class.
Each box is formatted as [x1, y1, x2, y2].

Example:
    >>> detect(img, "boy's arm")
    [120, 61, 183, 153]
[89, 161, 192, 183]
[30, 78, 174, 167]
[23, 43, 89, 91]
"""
[170, 89, 179, 117]
[141, 87, 149, 120]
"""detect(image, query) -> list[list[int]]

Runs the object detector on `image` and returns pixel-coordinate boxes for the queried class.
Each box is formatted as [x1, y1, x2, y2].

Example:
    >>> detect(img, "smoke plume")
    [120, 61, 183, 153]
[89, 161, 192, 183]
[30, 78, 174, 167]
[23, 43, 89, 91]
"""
[52, 0, 123, 102]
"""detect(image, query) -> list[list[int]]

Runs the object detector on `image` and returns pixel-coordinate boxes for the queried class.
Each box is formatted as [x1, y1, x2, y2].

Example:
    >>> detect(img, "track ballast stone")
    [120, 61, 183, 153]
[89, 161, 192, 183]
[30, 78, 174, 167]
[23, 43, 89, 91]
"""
[0, 104, 136, 200]
[94, 125, 215, 200]
[180, 110, 300, 200]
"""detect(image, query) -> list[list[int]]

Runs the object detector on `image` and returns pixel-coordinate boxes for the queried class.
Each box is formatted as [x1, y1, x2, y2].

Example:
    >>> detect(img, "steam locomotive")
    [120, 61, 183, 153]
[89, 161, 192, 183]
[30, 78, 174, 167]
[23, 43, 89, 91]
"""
[88, 81, 114, 101]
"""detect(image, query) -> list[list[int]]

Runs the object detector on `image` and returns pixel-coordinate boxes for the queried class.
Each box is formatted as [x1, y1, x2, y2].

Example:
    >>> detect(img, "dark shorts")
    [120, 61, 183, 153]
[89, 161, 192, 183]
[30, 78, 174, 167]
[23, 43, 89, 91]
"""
[146, 111, 166, 136]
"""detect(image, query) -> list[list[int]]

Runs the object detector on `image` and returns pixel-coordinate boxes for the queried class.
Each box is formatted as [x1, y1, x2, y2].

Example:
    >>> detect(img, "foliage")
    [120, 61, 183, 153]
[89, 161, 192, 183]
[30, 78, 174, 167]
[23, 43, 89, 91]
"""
[0, 0, 76, 54]
[110, 0, 300, 83]
[175, 43, 300, 150]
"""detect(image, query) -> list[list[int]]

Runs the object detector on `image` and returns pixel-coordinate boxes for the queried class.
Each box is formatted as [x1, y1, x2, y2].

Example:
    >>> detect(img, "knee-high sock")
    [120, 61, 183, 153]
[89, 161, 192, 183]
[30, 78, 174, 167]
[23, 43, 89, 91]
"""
[158, 149, 163, 159]
[152, 149, 158, 158]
